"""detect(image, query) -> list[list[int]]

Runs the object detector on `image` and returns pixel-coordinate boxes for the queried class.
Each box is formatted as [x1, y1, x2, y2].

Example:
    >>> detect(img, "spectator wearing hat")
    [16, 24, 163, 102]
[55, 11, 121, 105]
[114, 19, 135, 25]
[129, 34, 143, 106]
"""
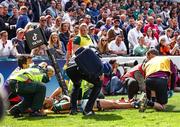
[107, 19, 123, 42]
[88, 25, 99, 47]
[97, 27, 107, 38]
[108, 34, 127, 56]
[11, 28, 26, 54]
[84, 14, 93, 26]
[16, 6, 30, 29]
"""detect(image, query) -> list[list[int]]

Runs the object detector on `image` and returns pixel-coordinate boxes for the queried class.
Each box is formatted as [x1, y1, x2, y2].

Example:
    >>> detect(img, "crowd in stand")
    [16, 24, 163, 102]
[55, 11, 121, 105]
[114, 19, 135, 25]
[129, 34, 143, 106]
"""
[0, 0, 180, 58]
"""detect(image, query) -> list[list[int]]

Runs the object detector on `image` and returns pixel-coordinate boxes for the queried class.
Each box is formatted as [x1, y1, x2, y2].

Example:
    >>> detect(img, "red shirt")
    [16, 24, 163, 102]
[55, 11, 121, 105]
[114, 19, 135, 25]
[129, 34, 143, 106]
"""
[144, 23, 159, 39]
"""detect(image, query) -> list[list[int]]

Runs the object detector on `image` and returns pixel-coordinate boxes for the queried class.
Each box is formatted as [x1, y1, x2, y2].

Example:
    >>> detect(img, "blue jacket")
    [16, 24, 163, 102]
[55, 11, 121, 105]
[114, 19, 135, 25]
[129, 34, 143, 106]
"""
[16, 14, 30, 29]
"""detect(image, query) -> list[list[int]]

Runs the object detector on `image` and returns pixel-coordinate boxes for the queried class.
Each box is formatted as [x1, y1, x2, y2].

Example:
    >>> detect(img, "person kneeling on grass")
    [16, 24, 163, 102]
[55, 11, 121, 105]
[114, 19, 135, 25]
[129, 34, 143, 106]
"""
[8, 63, 55, 118]
[142, 49, 177, 111]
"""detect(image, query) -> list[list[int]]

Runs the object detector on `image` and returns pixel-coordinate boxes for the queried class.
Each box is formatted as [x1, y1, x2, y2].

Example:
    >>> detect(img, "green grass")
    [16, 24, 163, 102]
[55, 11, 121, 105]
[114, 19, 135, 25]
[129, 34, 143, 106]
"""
[1, 93, 180, 127]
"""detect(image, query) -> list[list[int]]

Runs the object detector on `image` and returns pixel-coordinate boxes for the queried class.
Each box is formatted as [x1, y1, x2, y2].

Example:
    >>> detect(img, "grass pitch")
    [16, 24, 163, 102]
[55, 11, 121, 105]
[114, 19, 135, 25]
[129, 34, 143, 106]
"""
[1, 93, 180, 127]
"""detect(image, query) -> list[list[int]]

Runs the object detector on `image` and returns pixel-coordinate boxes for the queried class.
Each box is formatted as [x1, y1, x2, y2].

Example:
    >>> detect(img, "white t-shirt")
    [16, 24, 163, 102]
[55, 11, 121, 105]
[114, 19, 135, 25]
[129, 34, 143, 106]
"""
[128, 27, 143, 48]
[144, 36, 158, 48]
[108, 40, 127, 52]
[0, 40, 16, 57]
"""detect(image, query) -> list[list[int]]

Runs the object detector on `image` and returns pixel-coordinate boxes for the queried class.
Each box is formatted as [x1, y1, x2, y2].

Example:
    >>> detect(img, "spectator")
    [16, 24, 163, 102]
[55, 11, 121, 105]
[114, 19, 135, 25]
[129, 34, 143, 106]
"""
[97, 27, 107, 38]
[2, 6, 9, 23]
[128, 21, 143, 50]
[160, 28, 173, 45]
[59, 21, 70, 51]
[133, 36, 148, 56]
[144, 28, 158, 48]
[51, 16, 62, 33]
[170, 35, 180, 55]
[0, 4, 7, 32]
[0, 30, 16, 57]
[16, 6, 30, 29]
[76, 7, 85, 22]
[37, 16, 51, 41]
[0, 0, 16, 8]
[156, 36, 171, 55]
[108, 34, 127, 56]
[7, 7, 19, 39]
[156, 17, 167, 33]
[97, 36, 110, 55]
[65, 0, 73, 12]
[56, 2, 64, 17]
[100, 17, 112, 31]
[46, 15, 53, 28]
[48, 32, 66, 58]
[144, 16, 159, 39]
[84, 14, 93, 26]
[89, 2, 99, 23]
[102, 59, 122, 95]
[63, 7, 76, 26]
[66, 25, 79, 64]
[88, 25, 98, 47]
[107, 19, 123, 42]
[126, 17, 135, 34]
[31, 45, 47, 56]
[43, 0, 57, 19]
[11, 28, 26, 54]
[31, 0, 46, 22]
[96, 12, 108, 29]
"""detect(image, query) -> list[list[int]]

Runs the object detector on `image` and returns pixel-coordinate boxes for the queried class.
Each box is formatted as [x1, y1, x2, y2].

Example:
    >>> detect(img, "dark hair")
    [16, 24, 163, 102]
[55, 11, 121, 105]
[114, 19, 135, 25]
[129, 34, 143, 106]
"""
[146, 48, 159, 56]
[67, 7, 75, 12]
[17, 56, 27, 68]
[109, 59, 117, 65]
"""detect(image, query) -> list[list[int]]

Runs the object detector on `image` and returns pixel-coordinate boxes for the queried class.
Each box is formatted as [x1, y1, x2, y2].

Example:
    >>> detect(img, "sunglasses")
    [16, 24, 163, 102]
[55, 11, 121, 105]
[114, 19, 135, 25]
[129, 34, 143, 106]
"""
[41, 19, 47, 22]
[102, 40, 107, 41]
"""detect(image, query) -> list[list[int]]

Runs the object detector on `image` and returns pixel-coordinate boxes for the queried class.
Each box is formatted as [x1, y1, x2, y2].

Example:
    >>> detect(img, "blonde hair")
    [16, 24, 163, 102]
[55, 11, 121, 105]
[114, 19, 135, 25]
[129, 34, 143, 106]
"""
[98, 37, 109, 53]
[48, 32, 62, 49]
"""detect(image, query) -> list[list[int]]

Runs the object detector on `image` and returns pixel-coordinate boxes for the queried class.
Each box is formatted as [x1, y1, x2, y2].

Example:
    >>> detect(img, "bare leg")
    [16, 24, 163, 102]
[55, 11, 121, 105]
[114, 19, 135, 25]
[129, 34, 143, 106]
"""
[49, 88, 62, 99]
[94, 99, 133, 110]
